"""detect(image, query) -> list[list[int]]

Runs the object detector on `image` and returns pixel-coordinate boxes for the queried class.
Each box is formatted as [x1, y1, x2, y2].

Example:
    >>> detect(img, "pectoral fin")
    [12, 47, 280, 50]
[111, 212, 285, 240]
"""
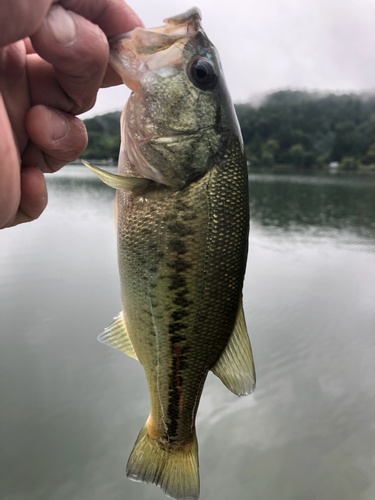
[82, 160, 151, 193]
[97, 311, 139, 361]
[211, 300, 255, 396]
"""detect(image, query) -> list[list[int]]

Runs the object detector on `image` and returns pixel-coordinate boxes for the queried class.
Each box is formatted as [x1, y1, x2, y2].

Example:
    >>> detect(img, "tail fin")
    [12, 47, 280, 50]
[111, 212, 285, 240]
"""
[127, 420, 199, 500]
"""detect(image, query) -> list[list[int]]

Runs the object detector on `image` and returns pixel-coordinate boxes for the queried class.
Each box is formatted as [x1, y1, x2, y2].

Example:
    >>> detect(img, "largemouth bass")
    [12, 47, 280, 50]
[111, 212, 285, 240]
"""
[84, 7, 255, 500]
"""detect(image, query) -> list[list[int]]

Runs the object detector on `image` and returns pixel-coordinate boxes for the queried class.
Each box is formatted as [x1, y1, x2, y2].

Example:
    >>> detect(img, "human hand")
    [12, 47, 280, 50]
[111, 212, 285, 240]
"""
[0, 0, 143, 229]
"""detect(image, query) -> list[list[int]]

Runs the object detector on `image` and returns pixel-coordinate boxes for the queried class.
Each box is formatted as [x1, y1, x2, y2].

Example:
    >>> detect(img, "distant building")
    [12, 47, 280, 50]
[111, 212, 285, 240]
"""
[329, 161, 339, 169]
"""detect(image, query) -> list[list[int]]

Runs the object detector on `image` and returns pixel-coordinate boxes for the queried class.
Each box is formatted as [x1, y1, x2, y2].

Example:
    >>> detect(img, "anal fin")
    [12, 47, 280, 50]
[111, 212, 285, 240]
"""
[211, 299, 255, 396]
[98, 311, 138, 361]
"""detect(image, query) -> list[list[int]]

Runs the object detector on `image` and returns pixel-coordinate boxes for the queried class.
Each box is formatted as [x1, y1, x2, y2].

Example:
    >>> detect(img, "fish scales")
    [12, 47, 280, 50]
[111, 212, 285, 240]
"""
[84, 7, 255, 500]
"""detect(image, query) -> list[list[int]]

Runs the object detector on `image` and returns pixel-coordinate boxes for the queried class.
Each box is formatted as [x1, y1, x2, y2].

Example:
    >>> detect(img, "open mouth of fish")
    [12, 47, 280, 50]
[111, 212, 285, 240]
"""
[109, 9, 202, 93]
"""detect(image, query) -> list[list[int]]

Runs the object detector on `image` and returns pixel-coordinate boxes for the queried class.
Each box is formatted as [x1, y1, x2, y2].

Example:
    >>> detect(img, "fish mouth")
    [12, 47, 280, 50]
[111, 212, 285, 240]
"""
[110, 8, 202, 54]
[109, 9, 203, 92]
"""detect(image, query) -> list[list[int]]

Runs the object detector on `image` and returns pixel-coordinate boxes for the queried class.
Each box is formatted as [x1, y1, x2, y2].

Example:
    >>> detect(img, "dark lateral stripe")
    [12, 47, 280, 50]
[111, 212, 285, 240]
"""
[166, 327, 189, 439]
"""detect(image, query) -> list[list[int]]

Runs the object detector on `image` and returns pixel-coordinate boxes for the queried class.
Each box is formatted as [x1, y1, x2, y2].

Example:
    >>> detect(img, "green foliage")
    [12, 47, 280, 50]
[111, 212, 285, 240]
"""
[365, 142, 375, 164]
[340, 157, 360, 171]
[315, 154, 329, 169]
[289, 144, 305, 167]
[261, 150, 274, 167]
[81, 111, 121, 160]
[236, 91, 375, 169]
[264, 139, 279, 155]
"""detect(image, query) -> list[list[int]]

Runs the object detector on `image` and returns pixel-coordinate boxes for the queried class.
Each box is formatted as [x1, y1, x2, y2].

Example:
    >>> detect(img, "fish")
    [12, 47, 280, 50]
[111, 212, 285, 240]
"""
[83, 7, 255, 500]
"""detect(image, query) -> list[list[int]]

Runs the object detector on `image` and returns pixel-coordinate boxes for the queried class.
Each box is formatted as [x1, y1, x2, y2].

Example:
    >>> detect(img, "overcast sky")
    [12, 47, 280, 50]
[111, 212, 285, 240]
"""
[81, 0, 375, 118]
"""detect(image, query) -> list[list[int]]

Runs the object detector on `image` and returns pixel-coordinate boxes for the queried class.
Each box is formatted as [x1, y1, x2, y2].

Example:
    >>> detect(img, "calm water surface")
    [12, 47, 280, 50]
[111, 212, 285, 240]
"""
[1, 167, 375, 500]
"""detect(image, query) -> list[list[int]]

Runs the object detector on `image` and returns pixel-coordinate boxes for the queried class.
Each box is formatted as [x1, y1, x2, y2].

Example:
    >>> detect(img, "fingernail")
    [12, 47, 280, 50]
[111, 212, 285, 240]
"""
[47, 5, 77, 46]
[49, 109, 70, 140]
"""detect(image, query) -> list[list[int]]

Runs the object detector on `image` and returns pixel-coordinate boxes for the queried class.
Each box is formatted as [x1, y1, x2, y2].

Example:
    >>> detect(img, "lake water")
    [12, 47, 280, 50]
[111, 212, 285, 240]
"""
[1, 167, 375, 500]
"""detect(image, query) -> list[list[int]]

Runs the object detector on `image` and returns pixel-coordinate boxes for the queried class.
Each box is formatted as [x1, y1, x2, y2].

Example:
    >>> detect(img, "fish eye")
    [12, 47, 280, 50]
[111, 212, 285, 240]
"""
[188, 58, 217, 90]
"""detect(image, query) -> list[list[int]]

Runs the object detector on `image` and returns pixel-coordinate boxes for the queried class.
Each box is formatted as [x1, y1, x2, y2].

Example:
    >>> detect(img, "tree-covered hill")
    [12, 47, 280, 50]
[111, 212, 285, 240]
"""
[81, 111, 121, 160]
[236, 90, 375, 168]
[82, 91, 375, 169]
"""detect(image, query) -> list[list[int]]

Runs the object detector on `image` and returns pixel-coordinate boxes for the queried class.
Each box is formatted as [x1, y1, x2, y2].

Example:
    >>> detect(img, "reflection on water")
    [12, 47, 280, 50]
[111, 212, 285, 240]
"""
[1, 167, 375, 500]
[250, 173, 375, 242]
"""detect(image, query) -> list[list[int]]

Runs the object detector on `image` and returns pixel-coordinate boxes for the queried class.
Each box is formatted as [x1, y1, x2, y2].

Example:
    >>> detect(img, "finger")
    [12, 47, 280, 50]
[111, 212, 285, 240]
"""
[0, 94, 21, 229]
[24, 38, 36, 54]
[27, 55, 75, 112]
[59, 0, 144, 88]
[7, 167, 48, 227]
[31, 5, 109, 114]
[27, 49, 123, 107]
[23, 105, 87, 173]
[0, 41, 30, 153]
[59, 0, 144, 37]
[0, 0, 54, 48]
[101, 64, 124, 88]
